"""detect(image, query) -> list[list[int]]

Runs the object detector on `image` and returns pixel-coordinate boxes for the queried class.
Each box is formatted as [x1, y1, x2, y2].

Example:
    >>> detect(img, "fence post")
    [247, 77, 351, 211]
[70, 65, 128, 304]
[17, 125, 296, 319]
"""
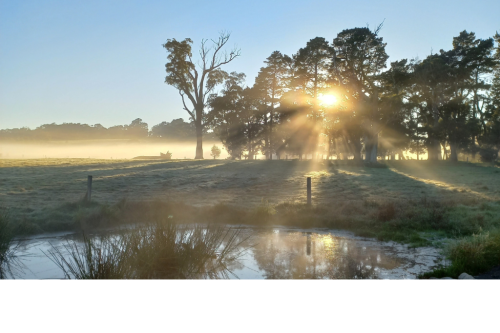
[307, 177, 311, 206]
[87, 175, 92, 202]
[306, 233, 312, 255]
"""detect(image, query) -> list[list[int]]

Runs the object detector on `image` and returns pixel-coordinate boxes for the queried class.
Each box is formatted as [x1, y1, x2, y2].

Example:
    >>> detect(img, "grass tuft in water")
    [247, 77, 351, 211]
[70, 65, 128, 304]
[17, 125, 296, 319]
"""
[45, 233, 132, 279]
[0, 214, 23, 279]
[45, 221, 250, 279]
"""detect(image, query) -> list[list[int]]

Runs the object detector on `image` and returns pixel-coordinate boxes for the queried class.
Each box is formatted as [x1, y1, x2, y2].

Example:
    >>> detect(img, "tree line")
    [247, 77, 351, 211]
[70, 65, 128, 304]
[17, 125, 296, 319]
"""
[164, 28, 500, 162]
[0, 118, 217, 142]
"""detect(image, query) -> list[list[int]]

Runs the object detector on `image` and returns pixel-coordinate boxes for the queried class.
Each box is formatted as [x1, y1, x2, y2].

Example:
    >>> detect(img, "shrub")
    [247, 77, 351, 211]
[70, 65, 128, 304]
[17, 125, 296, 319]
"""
[422, 229, 500, 278]
[377, 203, 396, 222]
[250, 199, 276, 223]
[479, 145, 498, 163]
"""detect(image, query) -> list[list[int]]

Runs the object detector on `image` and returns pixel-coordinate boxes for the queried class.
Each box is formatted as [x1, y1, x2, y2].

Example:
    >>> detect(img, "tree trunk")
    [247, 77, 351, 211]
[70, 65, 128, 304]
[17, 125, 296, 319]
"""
[195, 123, 203, 159]
[270, 78, 275, 161]
[364, 133, 378, 162]
[327, 136, 332, 160]
[428, 98, 441, 161]
[364, 135, 371, 162]
[313, 63, 318, 160]
[351, 137, 362, 162]
[353, 150, 361, 161]
[263, 113, 269, 159]
[398, 150, 405, 160]
[370, 135, 378, 163]
[449, 141, 458, 162]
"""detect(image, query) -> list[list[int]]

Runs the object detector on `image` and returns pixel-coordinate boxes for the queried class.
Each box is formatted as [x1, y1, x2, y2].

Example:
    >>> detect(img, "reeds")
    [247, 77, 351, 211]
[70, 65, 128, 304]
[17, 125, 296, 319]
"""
[0, 214, 23, 279]
[45, 221, 250, 279]
[44, 233, 132, 279]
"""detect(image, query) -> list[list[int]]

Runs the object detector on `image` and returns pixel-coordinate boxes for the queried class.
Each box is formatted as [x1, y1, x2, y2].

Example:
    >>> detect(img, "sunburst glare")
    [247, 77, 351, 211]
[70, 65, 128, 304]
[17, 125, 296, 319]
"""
[318, 94, 337, 106]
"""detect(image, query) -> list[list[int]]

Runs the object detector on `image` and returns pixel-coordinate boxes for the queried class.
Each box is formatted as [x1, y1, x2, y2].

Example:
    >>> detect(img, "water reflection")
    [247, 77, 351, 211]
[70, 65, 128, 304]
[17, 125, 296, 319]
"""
[248, 230, 401, 279]
[9, 227, 431, 279]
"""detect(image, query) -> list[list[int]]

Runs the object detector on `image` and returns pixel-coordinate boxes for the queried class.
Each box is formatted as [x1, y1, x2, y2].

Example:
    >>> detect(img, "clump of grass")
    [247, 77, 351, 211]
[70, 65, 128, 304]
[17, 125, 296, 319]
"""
[45, 233, 132, 279]
[129, 222, 249, 279]
[250, 199, 276, 223]
[206, 203, 246, 224]
[0, 214, 23, 279]
[45, 221, 250, 279]
[420, 229, 500, 278]
[377, 203, 396, 222]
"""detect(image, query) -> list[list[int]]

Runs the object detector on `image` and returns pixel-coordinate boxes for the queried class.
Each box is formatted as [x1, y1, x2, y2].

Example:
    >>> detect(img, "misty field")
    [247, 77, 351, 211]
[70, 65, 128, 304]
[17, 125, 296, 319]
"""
[1, 158, 499, 217]
[2, 158, 500, 278]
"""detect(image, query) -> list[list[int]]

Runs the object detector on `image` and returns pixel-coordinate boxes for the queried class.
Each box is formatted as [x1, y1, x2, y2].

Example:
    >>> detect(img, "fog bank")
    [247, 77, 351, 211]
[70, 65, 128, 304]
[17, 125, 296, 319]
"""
[0, 141, 233, 160]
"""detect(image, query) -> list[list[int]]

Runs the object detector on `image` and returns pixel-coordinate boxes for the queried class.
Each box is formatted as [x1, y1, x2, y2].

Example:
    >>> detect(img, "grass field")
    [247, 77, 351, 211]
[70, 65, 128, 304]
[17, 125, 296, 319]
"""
[1, 158, 500, 277]
[1, 158, 499, 209]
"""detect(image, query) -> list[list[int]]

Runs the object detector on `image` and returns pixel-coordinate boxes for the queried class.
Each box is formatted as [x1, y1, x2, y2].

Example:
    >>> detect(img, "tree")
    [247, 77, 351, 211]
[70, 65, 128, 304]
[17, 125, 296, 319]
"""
[378, 59, 415, 160]
[412, 53, 451, 160]
[254, 51, 292, 159]
[479, 32, 500, 162]
[239, 87, 264, 159]
[210, 145, 221, 159]
[295, 37, 333, 157]
[127, 118, 149, 139]
[331, 26, 389, 162]
[452, 31, 496, 142]
[163, 32, 240, 159]
[208, 72, 248, 159]
[149, 118, 195, 140]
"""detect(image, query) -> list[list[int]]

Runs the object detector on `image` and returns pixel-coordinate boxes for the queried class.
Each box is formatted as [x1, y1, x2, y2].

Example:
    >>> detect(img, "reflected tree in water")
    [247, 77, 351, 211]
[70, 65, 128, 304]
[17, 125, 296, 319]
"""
[251, 231, 389, 279]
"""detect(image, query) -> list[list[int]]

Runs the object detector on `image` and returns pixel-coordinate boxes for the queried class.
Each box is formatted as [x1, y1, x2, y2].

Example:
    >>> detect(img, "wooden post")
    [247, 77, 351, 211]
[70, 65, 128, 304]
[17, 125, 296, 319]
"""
[307, 177, 311, 206]
[306, 233, 311, 255]
[87, 175, 92, 202]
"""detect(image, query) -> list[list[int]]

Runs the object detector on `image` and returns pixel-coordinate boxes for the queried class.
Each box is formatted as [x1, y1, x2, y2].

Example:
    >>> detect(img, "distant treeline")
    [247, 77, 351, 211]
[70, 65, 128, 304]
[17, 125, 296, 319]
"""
[0, 118, 217, 142]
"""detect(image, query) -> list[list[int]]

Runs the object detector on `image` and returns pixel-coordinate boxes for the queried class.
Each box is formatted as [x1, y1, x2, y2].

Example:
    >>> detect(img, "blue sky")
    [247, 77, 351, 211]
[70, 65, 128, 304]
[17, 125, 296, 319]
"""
[1, 0, 499, 130]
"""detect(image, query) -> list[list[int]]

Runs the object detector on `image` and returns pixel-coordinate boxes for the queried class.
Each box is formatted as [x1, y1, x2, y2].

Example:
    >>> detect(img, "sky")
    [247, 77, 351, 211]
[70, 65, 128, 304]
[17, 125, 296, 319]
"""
[1, 0, 499, 130]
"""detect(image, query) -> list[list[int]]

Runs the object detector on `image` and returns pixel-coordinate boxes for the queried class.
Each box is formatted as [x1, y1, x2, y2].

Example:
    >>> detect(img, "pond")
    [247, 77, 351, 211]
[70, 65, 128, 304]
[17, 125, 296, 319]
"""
[6, 226, 444, 279]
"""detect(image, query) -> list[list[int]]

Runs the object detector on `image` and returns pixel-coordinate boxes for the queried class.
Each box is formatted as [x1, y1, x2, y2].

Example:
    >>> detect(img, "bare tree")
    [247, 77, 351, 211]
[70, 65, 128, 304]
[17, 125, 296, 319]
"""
[163, 32, 241, 159]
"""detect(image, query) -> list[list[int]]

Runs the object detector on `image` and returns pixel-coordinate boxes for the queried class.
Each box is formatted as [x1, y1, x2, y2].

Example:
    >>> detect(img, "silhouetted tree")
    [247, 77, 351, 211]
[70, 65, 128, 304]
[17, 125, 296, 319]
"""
[210, 145, 221, 159]
[163, 32, 240, 159]
[331, 26, 388, 162]
[254, 51, 292, 159]
[149, 118, 195, 140]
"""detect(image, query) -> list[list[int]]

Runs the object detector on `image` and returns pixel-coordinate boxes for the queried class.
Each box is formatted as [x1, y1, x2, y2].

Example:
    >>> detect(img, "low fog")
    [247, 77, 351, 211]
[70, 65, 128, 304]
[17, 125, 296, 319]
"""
[0, 141, 236, 160]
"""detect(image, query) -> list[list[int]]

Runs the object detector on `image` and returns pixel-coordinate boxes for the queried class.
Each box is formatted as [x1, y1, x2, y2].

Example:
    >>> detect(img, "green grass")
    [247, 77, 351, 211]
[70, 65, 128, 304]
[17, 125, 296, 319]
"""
[45, 221, 250, 279]
[2, 158, 500, 277]
[420, 229, 500, 278]
[11, 193, 499, 252]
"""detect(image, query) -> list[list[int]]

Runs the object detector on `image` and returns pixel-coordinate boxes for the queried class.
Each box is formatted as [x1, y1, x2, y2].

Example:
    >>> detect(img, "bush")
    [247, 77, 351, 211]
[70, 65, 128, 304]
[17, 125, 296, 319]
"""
[250, 199, 276, 223]
[479, 146, 498, 163]
[421, 229, 500, 278]
[377, 203, 396, 222]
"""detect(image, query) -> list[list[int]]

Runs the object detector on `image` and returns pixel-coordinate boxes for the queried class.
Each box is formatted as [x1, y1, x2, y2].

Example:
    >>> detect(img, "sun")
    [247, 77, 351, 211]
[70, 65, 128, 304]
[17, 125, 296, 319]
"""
[318, 94, 337, 106]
